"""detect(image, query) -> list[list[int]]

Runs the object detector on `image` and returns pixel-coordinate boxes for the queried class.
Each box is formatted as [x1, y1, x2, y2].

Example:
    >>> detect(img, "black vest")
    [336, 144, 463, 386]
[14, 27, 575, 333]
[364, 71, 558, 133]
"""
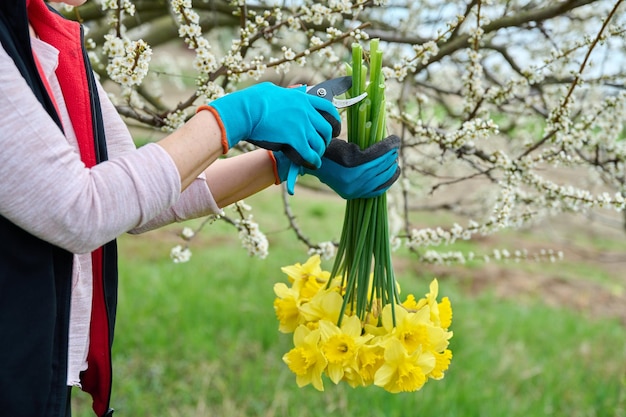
[0, 2, 118, 416]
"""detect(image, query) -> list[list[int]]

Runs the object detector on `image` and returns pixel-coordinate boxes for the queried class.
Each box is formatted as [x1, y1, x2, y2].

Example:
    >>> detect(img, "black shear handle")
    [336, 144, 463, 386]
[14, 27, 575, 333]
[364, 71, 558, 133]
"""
[320, 110, 342, 139]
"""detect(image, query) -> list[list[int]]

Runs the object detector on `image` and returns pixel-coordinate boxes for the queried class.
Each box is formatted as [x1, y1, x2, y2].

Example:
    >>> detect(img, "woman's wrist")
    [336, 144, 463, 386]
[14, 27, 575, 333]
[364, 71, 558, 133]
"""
[204, 149, 276, 208]
[157, 109, 223, 191]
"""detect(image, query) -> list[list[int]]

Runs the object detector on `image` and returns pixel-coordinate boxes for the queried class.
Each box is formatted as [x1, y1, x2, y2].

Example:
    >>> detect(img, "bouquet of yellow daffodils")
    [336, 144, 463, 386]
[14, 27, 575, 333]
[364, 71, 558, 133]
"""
[274, 40, 453, 392]
[274, 255, 452, 392]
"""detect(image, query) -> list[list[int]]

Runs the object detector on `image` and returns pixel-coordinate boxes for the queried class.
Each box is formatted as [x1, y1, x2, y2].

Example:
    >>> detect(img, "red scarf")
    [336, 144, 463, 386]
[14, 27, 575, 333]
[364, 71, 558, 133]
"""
[27, 1, 112, 415]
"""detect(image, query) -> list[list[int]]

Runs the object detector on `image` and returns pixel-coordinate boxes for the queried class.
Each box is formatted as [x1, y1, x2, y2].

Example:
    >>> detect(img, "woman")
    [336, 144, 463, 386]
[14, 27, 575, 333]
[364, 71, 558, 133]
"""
[0, 1, 400, 416]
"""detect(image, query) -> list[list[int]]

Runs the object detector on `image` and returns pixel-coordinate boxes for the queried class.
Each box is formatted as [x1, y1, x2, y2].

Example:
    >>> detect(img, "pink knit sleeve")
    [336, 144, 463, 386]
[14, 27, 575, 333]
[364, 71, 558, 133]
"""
[95, 80, 222, 234]
[0, 44, 216, 254]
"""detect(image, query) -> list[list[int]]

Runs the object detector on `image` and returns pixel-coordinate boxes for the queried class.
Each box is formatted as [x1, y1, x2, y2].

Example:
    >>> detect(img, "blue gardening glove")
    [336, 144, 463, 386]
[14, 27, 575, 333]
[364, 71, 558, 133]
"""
[206, 82, 341, 169]
[274, 135, 401, 199]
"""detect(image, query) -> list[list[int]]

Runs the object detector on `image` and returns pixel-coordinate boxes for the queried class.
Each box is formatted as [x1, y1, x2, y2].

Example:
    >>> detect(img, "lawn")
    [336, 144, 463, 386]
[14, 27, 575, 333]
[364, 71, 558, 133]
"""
[71, 187, 626, 417]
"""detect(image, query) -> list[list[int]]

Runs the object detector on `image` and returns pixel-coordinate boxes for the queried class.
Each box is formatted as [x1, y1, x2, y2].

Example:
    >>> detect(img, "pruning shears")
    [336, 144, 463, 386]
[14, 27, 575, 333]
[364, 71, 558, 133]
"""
[286, 76, 368, 194]
[306, 75, 368, 109]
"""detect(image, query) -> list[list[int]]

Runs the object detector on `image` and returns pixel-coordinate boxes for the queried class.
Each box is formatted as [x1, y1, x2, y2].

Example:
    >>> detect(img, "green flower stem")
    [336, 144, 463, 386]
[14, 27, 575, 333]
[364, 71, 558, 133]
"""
[332, 40, 398, 327]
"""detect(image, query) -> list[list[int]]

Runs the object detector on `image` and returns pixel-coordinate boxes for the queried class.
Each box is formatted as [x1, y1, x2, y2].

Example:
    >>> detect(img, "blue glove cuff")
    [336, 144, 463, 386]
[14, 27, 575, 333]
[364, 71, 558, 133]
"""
[273, 151, 291, 183]
[197, 105, 230, 153]
[205, 99, 251, 150]
[273, 151, 304, 195]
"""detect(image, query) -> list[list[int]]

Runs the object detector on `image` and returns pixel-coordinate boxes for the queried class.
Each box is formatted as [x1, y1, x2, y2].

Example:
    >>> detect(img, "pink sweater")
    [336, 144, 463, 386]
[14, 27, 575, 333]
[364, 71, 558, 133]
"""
[0, 36, 220, 386]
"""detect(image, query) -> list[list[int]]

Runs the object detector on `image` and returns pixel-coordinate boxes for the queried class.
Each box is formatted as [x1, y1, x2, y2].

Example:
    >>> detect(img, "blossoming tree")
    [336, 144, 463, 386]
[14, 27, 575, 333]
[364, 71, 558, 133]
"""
[62, 0, 626, 262]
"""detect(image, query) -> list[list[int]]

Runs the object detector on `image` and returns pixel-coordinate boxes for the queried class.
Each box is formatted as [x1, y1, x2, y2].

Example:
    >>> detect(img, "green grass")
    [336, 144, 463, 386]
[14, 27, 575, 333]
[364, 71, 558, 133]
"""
[71, 189, 626, 417]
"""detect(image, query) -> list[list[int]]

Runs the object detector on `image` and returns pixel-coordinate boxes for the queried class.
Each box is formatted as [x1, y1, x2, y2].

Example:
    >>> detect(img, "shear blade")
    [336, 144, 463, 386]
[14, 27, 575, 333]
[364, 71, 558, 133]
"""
[332, 92, 368, 108]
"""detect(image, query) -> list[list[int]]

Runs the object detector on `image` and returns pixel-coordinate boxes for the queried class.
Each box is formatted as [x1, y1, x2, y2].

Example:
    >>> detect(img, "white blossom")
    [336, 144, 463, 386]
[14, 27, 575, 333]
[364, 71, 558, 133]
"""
[170, 245, 192, 263]
[181, 227, 195, 240]
[161, 110, 187, 132]
[308, 241, 337, 260]
[236, 217, 269, 259]
[103, 35, 151, 87]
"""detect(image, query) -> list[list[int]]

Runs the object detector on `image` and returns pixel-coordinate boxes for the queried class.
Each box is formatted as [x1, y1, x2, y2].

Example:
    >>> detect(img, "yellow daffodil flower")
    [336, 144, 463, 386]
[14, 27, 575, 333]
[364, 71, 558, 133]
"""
[438, 296, 453, 329]
[381, 304, 428, 351]
[356, 342, 386, 385]
[298, 288, 345, 327]
[404, 279, 443, 324]
[280, 255, 324, 282]
[374, 338, 435, 393]
[273, 283, 304, 333]
[283, 325, 327, 391]
[429, 348, 453, 380]
[381, 303, 452, 356]
[280, 255, 330, 299]
[401, 293, 419, 310]
[318, 316, 372, 384]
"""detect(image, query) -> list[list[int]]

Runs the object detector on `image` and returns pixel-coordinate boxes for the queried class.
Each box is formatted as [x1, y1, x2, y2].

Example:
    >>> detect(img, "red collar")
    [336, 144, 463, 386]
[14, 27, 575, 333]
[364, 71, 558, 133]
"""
[27, 0, 97, 168]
